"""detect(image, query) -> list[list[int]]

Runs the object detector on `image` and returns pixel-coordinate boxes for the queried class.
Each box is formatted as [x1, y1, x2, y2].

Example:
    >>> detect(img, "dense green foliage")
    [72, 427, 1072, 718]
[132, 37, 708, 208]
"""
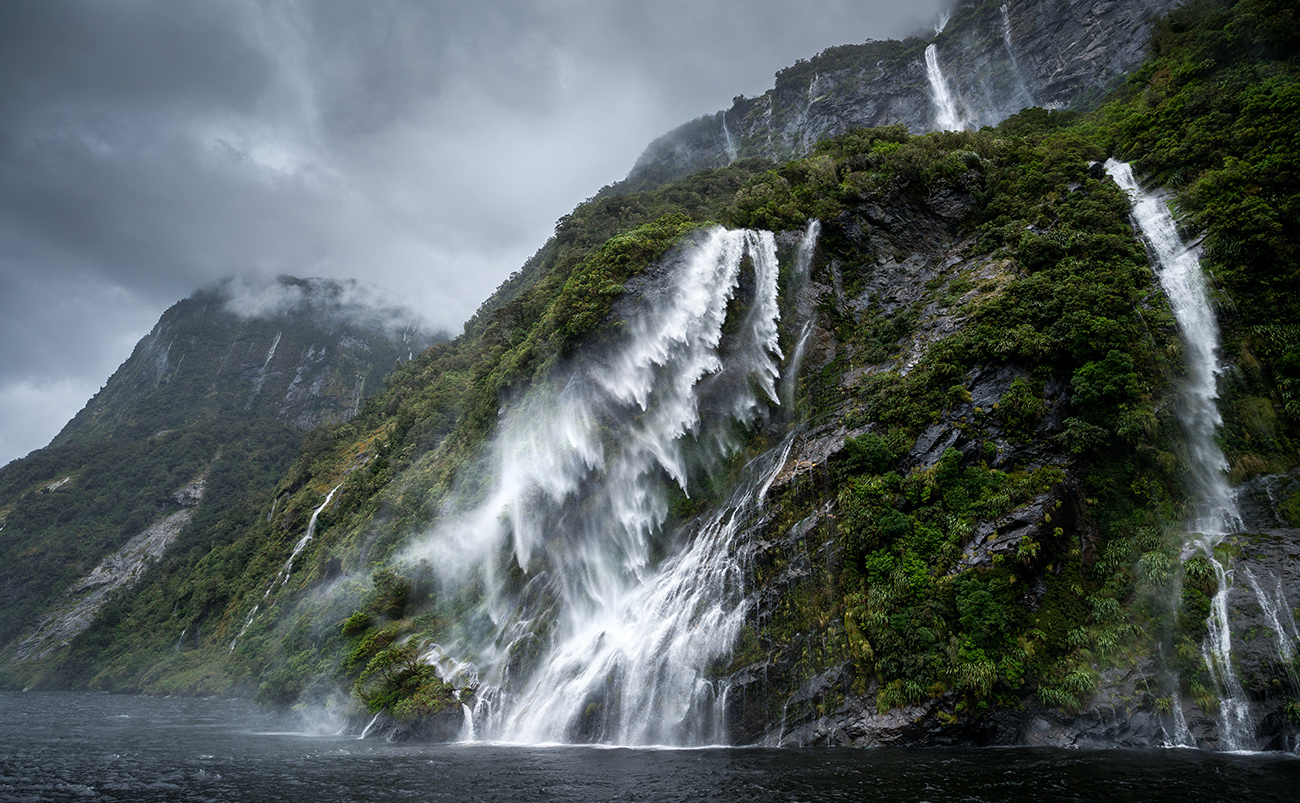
[0, 284, 424, 690]
[3, 0, 1296, 740]
[1099, 0, 1300, 478]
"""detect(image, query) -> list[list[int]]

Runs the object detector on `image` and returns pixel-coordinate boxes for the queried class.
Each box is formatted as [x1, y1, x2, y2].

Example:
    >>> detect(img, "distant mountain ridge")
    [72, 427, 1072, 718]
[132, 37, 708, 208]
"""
[0, 276, 438, 674]
[618, 0, 1181, 193]
[4, 0, 1299, 754]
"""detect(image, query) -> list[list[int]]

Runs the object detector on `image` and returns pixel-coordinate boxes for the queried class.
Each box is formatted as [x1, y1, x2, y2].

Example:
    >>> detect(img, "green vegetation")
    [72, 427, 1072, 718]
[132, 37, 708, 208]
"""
[1, 0, 1295, 741]
[1097, 0, 1300, 479]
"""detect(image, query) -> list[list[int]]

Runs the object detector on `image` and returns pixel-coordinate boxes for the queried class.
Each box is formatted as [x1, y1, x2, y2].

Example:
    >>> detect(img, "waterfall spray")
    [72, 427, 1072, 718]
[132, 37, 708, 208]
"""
[721, 112, 738, 163]
[1107, 159, 1250, 748]
[407, 224, 819, 745]
[925, 45, 971, 131]
[934, 10, 951, 36]
[999, 4, 1035, 107]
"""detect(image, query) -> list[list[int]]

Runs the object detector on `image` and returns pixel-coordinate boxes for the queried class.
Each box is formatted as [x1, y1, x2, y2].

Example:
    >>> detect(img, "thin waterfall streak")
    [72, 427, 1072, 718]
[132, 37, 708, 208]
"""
[780, 221, 820, 408]
[404, 227, 806, 745]
[1000, 4, 1034, 107]
[276, 483, 342, 591]
[721, 112, 738, 163]
[934, 9, 951, 35]
[1107, 159, 1250, 749]
[1244, 568, 1300, 674]
[231, 483, 340, 652]
[1170, 689, 1195, 747]
[358, 712, 382, 740]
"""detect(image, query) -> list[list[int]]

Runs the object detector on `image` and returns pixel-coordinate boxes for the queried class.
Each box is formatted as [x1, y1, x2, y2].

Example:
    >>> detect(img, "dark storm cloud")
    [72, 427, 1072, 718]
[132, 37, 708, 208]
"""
[0, 0, 944, 464]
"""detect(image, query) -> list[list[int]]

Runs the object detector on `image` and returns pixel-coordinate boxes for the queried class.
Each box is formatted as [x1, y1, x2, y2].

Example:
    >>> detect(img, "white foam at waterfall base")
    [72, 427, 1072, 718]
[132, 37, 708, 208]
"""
[1107, 159, 1251, 749]
[404, 224, 819, 745]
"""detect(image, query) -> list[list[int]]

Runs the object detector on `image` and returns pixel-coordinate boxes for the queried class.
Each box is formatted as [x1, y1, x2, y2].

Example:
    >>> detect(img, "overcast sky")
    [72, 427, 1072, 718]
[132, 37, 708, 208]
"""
[0, 0, 944, 466]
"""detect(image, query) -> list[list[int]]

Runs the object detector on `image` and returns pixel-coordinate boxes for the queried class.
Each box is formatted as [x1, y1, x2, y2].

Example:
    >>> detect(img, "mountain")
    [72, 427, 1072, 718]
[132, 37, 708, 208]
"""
[0, 276, 437, 684]
[617, 0, 1183, 193]
[4, 0, 1299, 752]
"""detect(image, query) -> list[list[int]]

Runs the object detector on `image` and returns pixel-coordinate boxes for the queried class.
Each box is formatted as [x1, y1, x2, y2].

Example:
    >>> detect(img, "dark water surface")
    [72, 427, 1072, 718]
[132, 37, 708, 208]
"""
[1, 692, 1297, 802]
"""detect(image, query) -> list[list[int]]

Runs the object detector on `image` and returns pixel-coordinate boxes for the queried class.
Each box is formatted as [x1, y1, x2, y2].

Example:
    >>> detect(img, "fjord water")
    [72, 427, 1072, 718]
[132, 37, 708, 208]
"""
[3, 692, 1298, 803]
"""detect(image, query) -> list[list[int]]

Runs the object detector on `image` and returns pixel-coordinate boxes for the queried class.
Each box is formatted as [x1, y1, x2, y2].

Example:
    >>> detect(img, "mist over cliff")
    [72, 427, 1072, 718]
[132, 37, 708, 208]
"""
[3, 0, 1299, 754]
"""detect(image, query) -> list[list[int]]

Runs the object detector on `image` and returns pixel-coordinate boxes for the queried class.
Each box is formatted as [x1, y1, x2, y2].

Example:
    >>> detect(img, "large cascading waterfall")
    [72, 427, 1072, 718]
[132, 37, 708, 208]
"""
[1106, 160, 1251, 748]
[924, 44, 971, 131]
[408, 223, 819, 745]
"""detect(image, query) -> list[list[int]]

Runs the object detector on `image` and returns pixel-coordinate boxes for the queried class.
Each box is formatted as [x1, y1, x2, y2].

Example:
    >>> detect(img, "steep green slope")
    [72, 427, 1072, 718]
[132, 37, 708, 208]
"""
[0, 277, 435, 687]
[13, 0, 1299, 747]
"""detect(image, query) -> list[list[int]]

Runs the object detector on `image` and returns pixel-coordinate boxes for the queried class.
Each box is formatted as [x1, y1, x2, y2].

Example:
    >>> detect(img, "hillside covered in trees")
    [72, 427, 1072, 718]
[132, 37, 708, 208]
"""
[2, 0, 1297, 750]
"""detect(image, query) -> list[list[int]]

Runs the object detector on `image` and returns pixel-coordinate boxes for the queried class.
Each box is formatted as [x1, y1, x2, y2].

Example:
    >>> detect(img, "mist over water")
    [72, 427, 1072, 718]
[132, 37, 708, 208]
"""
[3, 691, 1297, 802]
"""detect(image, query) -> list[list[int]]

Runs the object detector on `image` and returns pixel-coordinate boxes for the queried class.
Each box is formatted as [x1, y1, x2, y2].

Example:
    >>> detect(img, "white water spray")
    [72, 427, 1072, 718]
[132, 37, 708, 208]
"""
[1107, 159, 1249, 748]
[274, 484, 342, 592]
[408, 225, 817, 745]
[925, 45, 971, 131]
[721, 112, 738, 163]
[934, 10, 951, 36]
[999, 4, 1035, 107]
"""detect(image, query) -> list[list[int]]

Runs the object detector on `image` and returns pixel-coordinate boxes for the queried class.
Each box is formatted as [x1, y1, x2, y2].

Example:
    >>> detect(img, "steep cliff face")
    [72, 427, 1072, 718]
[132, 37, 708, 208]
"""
[621, 0, 1181, 193]
[53, 276, 429, 443]
[7, 0, 1297, 754]
[0, 277, 436, 680]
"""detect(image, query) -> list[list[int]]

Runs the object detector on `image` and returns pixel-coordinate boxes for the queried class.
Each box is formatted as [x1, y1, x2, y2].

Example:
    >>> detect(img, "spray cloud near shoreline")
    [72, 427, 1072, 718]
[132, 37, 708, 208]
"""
[396, 223, 819, 744]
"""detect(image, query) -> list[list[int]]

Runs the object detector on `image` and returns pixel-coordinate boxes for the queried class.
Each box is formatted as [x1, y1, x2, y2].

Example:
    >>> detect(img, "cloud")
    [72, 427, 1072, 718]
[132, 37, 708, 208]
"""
[0, 0, 946, 465]
[217, 274, 439, 342]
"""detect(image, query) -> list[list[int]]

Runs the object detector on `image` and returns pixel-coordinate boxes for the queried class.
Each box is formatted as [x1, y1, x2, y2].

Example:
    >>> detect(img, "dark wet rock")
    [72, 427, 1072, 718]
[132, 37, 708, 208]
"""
[1236, 470, 1300, 531]
[619, 0, 1183, 193]
[351, 709, 465, 743]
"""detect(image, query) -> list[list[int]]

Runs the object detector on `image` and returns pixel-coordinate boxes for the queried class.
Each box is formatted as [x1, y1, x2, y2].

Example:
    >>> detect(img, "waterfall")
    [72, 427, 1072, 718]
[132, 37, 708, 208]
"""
[1243, 568, 1300, 680]
[1106, 160, 1250, 748]
[231, 484, 340, 653]
[407, 223, 819, 745]
[781, 221, 820, 408]
[1000, 4, 1035, 108]
[721, 112, 738, 163]
[1106, 161, 1241, 536]
[925, 44, 971, 131]
[274, 483, 342, 591]
[934, 10, 951, 35]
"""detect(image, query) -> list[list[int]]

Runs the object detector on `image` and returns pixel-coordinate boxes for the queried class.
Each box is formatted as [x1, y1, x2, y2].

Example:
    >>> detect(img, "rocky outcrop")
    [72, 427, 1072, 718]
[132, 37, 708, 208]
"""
[1220, 526, 1300, 751]
[620, 0, 1182, 192]
[6, 476, 206, 664]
